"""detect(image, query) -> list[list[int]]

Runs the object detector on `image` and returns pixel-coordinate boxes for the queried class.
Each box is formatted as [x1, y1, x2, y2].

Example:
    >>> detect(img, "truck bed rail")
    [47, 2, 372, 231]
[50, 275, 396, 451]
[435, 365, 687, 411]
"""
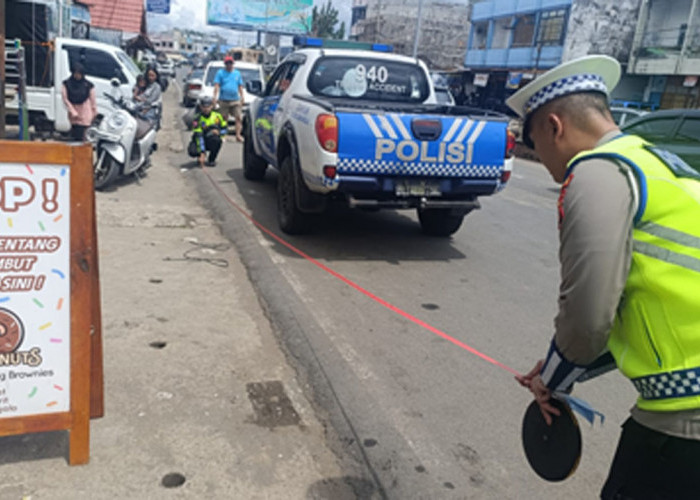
[292, 94, 510, 120]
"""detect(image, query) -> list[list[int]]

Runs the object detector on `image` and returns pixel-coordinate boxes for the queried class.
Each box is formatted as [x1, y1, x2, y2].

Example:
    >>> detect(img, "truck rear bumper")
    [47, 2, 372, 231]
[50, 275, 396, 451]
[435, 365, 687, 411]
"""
[335, 175, 500, 198]
[348, 196, 481, 211]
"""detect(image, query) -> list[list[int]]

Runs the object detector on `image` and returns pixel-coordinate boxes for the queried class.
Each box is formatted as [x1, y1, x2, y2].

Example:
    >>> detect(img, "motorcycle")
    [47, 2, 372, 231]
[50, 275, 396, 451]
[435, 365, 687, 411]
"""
[87, 80, 158, 190]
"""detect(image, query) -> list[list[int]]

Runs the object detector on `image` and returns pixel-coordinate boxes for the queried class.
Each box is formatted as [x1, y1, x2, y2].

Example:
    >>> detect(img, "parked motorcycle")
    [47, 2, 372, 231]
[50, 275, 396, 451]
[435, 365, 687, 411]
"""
[87, 81, 158, 190]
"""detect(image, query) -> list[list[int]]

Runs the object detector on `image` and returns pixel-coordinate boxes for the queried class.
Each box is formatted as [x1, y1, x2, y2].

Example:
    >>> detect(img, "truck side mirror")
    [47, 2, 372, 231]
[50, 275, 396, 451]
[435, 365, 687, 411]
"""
[110, 78, 121, 88]
[246, 80, 262, 96]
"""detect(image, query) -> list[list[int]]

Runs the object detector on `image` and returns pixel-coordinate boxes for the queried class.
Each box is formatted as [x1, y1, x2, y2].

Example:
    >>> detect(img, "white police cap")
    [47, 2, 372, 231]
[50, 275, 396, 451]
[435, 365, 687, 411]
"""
[506, 55, 621, 118]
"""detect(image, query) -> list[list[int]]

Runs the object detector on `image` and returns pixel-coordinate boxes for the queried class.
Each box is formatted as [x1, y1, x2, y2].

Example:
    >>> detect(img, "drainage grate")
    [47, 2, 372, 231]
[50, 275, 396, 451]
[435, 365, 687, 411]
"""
[246, 381, 301, 428]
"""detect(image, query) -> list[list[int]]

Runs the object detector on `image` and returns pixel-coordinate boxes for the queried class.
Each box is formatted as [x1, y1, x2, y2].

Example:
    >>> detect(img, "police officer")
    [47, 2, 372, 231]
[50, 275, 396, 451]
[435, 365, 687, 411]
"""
[509, 55, 700, 499]
[192, 97, 228, 167]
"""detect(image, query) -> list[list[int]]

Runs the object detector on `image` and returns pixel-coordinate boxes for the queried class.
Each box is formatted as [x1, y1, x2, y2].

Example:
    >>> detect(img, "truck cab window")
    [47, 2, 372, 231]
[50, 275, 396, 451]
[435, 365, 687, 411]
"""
[266, 64, 292, 97]
[64, 46, 127, 83]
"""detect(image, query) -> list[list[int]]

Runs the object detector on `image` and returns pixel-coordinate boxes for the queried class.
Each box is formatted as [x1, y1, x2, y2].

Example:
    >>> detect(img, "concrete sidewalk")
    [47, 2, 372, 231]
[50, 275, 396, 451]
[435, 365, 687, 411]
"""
[0, 85, 361, 499]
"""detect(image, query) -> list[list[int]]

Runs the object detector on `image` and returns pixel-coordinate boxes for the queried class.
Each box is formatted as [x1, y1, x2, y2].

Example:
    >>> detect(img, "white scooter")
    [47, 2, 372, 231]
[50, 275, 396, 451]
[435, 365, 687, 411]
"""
[87, 79, 158, 190]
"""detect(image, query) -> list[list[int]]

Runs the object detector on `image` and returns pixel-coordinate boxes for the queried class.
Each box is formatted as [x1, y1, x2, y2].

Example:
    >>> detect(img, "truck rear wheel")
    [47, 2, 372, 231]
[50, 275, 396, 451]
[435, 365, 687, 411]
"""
[243, 120, 267, 180]
[278, 156, 310, 234]
[417, 208, 465, 237]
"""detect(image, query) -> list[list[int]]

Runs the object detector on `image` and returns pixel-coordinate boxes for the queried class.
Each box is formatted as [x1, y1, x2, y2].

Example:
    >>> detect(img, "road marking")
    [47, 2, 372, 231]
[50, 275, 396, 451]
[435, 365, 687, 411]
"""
[201, 167, 521, 378]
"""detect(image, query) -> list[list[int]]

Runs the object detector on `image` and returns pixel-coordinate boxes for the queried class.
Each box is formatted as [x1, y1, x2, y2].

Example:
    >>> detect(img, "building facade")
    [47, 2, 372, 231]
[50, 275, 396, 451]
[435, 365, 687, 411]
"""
[464, 0, 699, 111]
[351, 0, 470, 70]
[627, 0, 700, 108]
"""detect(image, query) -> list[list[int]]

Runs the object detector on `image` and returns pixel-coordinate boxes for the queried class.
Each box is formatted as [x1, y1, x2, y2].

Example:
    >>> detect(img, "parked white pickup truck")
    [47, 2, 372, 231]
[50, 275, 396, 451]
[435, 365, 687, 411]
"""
[7, 38, 139, 134]
[243, 37, 514, 236]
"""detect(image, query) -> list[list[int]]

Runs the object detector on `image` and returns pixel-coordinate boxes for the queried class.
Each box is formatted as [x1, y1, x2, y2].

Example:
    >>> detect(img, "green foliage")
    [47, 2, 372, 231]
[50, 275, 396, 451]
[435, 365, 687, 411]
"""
[311, 1, 345, 39]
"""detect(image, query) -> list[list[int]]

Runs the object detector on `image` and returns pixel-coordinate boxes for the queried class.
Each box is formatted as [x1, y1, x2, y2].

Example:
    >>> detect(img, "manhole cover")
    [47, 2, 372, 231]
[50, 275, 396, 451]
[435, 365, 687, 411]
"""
[246, 381, 301, 428]
[161, 472, 186, 488]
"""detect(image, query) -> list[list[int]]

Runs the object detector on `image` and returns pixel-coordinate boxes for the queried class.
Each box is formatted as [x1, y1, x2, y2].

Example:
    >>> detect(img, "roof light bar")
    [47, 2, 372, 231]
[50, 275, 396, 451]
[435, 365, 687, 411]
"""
[292, 36, 393, 52]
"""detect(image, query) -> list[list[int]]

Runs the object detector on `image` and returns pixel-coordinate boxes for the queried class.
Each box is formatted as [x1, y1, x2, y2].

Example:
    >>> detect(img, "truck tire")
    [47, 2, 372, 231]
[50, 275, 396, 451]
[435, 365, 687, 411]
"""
[417, 208, 465, 237]
[243, 122, 267, 180]
[94, 154, 120, 191]
[277, 156, 310, 234]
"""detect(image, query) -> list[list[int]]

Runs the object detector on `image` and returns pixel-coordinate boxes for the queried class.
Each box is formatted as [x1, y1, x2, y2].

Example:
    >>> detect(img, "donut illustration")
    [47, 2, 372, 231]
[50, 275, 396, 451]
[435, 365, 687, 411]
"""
[0, 308, 24, 354]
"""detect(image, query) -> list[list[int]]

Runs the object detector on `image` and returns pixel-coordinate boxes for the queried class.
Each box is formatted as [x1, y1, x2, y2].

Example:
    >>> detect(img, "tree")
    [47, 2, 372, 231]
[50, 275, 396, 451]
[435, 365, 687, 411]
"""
[310, 1, 345, 39]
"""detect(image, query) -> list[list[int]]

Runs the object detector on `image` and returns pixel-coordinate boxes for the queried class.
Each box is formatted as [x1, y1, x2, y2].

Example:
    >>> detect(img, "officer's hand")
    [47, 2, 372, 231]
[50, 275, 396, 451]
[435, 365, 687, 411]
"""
[516, 359, 544, 388]
[529, 375, 561, 426]
[516, 360, 561, 426]
[211, 129, 220, 136]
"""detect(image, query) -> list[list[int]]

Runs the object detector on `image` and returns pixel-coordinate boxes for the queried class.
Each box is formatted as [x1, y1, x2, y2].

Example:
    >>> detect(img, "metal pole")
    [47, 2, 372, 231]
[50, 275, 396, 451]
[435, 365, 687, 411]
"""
[677, 0, 699, 73]
[0, 0, 6, 139]
[412, 0, 424, 58]
[58, 0, 63, 37]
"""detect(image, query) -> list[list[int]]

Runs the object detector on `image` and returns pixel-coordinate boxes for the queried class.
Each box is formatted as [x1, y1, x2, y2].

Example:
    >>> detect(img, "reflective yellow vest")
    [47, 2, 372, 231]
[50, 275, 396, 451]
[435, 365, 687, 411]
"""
[568, 135, 700, 412]
[192, 111, 227, 153]
[192, 111, 227, 135]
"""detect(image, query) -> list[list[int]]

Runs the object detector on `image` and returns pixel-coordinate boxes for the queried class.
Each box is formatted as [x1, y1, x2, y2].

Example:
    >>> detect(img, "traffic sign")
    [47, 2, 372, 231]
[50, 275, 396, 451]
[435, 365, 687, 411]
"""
[147, 0, 170, 14]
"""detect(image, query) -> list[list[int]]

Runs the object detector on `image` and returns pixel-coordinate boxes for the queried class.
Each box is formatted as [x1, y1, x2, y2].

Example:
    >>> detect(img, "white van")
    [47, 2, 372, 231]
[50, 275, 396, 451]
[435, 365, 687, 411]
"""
[8, 37, 140, 133]
[200, 60, 265, 116]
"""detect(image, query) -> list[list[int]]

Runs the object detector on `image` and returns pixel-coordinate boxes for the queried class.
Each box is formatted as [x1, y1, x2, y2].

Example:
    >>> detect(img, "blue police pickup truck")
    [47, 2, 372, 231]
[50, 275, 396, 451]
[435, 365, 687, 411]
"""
[243, 38, 515, 236]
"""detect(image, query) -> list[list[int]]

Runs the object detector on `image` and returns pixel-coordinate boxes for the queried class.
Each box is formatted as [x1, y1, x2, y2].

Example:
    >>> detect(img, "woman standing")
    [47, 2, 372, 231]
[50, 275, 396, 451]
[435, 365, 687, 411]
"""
[61, 63, 97, 141]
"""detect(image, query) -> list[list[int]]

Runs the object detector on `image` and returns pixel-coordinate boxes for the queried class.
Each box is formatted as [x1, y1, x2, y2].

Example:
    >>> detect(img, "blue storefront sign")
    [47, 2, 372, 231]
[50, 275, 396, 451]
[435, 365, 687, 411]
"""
[147, 0, 170, 14]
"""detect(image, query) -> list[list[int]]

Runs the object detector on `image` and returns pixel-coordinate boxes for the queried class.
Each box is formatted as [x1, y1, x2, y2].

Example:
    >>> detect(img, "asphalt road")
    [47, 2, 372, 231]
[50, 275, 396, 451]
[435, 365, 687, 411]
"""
[177, 93, 637, 498]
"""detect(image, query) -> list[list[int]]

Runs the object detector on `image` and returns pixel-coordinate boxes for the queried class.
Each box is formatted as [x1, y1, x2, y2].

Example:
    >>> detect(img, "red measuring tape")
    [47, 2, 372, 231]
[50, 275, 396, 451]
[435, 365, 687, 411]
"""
[200, 166, 521, 377]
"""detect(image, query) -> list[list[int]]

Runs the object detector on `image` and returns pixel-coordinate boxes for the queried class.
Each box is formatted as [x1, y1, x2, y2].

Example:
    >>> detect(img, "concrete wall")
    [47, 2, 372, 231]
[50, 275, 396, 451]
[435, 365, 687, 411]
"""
[562, 0, 642, 63]
[355, 0, 470, 70]
[646, 0, 692, 46]
[611, 75, 649, 102]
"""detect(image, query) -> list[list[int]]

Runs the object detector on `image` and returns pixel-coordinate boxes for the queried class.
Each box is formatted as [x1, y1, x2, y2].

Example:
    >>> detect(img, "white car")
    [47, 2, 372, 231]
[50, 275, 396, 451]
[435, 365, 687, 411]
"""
[434, 86, 455, 106]
[200, 60, 265, 118]
[157, 58, 175, 78]
[183, 69, 204, 107]
[610, 106, 647, 126]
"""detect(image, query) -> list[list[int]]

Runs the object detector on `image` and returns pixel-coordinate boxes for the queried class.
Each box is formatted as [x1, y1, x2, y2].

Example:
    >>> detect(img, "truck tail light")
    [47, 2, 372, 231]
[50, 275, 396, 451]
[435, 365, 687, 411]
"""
[500, 170, 512, 183]
[505, 129, 516, 159]
[315, 114, 338, 153]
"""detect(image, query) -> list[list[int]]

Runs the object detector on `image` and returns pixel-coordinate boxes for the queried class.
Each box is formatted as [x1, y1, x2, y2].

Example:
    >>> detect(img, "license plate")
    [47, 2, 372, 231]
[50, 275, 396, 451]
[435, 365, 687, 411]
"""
[395, 179, 442, 197]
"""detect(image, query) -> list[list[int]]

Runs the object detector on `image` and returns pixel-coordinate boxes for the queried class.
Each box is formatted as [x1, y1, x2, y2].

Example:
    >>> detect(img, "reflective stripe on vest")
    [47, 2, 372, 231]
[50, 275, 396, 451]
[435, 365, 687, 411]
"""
[567, 135, 700, 411]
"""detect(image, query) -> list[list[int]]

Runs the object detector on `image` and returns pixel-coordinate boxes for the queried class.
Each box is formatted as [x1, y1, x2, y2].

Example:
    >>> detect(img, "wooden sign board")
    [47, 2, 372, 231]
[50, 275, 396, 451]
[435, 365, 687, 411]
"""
[0, 141, 102, 465]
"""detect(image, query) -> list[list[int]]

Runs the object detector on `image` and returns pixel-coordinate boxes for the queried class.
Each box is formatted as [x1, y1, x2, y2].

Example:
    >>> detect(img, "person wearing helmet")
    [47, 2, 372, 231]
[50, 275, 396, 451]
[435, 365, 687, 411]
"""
[190, 96, 227, 167]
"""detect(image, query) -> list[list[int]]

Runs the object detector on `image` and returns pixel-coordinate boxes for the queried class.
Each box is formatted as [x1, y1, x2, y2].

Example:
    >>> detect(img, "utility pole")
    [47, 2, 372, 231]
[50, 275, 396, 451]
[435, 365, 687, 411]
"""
[0, 0, 6, 139]
[412, 0, 424, 58]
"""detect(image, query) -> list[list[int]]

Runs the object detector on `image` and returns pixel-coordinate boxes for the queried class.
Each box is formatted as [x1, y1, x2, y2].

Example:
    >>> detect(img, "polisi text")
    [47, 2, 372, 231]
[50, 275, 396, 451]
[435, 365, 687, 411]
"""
[375, 139, 475, 164]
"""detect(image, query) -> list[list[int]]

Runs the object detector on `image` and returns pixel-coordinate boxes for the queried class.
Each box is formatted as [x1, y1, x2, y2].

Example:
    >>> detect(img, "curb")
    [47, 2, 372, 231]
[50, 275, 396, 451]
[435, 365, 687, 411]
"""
[172, 74, 386, 498]
[190, 169, 387, 499]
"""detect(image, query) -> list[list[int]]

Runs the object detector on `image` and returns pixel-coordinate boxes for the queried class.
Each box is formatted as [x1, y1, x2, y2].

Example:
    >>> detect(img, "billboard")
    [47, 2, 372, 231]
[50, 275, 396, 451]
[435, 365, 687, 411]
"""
[206, 0, 313, 34]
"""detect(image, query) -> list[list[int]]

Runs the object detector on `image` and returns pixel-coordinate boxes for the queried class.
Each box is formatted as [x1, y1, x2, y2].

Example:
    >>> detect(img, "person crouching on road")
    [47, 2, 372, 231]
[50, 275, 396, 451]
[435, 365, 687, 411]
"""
[192, 97, 227, 167]
[61, 62, 96, 141]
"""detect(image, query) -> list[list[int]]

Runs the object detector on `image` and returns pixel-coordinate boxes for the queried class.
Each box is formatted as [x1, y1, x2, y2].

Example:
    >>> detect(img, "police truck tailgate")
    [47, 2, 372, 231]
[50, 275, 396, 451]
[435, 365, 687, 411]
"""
[336, 108, 510, 196]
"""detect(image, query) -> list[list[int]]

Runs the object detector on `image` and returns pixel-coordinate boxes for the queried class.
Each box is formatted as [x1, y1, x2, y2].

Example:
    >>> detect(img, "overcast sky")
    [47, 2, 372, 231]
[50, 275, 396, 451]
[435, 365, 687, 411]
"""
[147, 0, 352, 45]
